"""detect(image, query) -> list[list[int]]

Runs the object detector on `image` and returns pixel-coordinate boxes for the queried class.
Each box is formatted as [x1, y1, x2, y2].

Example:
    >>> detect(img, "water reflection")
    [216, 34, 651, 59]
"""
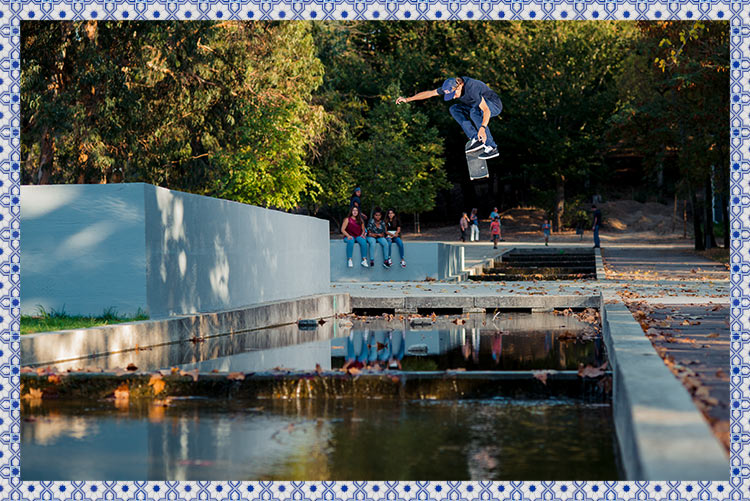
[331, 322, 604, 372]
[22, 398, 619, 481]
[35, 312, 603, 374]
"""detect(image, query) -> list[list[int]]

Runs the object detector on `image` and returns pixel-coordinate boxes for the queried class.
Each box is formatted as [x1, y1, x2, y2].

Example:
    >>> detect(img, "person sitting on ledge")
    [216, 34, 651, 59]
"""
[366, 207, 391, 268]
[341, 205, 368, 268]
[385, 208, 406, 268]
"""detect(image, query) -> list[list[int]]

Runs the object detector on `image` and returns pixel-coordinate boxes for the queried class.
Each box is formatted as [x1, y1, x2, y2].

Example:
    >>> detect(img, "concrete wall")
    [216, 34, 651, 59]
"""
[21, 184, 148, 317]
[22, 183, 330, 318]
[329, 241, 464, 282]
[144, 185, 329, 317]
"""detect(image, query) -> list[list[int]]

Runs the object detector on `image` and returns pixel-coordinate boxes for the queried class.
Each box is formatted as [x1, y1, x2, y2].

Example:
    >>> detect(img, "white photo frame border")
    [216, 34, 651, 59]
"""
[2, 1, 740, 499]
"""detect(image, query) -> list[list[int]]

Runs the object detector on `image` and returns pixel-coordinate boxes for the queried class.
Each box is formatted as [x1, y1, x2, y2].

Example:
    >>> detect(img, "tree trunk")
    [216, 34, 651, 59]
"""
[722, 194, 730, 249]
[414, 212, 420, 234]
[683, 200, 687, 239]
[705, 175, 716, 249]
[671, 192, 677, 233]
[691, 189, 705, 251]
[554, 175, 565, 232]
[36, 128, 53, 185]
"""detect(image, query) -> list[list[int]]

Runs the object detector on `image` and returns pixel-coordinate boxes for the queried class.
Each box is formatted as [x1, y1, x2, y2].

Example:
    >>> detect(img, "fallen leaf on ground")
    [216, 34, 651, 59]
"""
[47, 374, 61, 384]
[578, 362, 608, 378]
[23, 387, 43, 401]
[126, 363, 138, 371]
[179, 369, 199, 382]
[532, 370, 552, 385]
[707, 333, 720, 338]
[227, 372, 245, 381]
[114, 383, 130, 401]
[148, 374, 166, 395]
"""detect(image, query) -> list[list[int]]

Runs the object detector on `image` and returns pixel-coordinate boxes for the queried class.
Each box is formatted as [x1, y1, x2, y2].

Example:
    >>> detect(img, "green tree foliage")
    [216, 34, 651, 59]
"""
[22, 21, 728, 230]
[610, 21, 729, 248]
[22, 21, 325, 209]
[490, 22, 634, 228]
[306, 23, 449, 219]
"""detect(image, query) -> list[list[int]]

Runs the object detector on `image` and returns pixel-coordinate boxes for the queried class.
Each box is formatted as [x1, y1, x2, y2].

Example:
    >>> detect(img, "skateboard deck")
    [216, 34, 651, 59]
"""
[466, 140, 489, 180]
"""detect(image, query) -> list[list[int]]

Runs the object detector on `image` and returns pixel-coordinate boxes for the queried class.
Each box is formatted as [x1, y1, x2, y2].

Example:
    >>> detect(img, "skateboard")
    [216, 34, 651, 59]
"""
[466, 140, 489, 180]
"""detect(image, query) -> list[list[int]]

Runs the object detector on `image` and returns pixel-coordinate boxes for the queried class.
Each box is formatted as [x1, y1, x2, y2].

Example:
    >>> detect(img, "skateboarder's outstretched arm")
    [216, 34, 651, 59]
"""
[396, 89, 439, 104]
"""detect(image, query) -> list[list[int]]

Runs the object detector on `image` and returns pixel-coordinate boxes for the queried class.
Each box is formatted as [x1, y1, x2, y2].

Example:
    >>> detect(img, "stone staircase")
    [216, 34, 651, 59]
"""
[470, 248, 597, 281]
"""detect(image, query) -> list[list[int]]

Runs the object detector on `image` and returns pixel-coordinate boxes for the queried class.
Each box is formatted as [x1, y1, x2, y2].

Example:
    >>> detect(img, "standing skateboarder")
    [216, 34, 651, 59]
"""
[396, 76, 502, 160]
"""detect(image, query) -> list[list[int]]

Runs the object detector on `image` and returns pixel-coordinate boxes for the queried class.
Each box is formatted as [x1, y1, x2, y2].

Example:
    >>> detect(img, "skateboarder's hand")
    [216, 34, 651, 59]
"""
[477, 126, 487, 143]
[396, 96, 408, 105]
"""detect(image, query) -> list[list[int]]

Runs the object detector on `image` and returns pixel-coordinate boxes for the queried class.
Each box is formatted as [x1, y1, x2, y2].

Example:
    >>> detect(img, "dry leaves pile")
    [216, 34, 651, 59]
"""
[553, 307, 602, 341]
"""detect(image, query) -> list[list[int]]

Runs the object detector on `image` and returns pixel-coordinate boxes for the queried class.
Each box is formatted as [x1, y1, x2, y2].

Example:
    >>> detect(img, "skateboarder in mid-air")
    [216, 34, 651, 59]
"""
[396, 76, 502, 160]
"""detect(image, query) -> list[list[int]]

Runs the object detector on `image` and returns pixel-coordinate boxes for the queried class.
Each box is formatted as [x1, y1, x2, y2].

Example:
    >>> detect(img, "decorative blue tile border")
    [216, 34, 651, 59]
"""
[1, 0, 740, 499]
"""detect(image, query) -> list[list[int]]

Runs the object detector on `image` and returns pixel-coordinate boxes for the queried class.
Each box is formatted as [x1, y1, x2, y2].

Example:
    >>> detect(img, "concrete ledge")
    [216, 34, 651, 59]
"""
[595, 248, 606, 280]
[351, 296, 405, 310]
[350, 295, 598, 311]
[331, 241, 463, 282]
[22, 293, 350, 367]
[600, 293, 727, 480]
[473, 295, 598, 309]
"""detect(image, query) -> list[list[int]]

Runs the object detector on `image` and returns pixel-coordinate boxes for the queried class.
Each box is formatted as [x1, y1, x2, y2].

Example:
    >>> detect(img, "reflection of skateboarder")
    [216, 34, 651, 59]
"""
[396, 76, 502, 160]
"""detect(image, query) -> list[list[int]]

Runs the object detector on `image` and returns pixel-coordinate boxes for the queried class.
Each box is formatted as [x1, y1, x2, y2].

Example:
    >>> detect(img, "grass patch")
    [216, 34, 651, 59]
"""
[697, 247, 730, 265]
[21, 306, 148, 335]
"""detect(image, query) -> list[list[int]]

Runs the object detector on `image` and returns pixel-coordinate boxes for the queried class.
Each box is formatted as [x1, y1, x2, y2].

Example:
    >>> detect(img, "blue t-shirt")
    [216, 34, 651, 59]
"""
[438, 77, 502, 109]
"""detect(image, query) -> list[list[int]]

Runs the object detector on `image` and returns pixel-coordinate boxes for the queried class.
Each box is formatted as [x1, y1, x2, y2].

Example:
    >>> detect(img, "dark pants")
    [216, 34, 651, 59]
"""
[593, 225, 600, 248]
[449, 100, 503, 148]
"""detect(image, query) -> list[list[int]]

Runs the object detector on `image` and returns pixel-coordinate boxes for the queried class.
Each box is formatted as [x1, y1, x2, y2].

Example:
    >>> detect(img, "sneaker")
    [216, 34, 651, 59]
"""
[400, 259, 406, 268]
[478, 146, 499, 160]
[383, 260, 390, 268]
[348, 258, 353, 268]
[370, 259, 375, 267]
[387, 258, 393, 267]
[361, 258, 369, 267]
[465, 138, 484, 153]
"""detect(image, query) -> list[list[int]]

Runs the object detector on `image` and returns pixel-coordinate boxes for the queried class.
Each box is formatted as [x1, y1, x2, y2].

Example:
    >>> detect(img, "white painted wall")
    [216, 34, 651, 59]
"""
[21, 184, 147, 317]
[144, 185, 330, 317]
[21, 183, 331, 318]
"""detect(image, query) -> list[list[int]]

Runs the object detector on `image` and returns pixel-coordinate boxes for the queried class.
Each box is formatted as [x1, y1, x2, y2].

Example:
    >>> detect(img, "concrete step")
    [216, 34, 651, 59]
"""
[469, 273, 596, 281]
[502, 258, 595, 266]
[486, 266, 596, 274]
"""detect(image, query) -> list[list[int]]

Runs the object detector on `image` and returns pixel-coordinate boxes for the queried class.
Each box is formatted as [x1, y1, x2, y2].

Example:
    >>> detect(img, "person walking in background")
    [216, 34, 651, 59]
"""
[385, 208, 406, 268]
[470, 208, 480, 241]
[349, 187, 362, 209]
[349, 188, 368, 223]
[490, 217, 501, 249]
[366, 208, 390, 268]
[459, 212, 470, 242]
[592, 205, 602, 248]
[341, 205, 368, 268]
[489, 207, 503, 241]
[542, 219, 551, 246]
[576, 221, 584, 241]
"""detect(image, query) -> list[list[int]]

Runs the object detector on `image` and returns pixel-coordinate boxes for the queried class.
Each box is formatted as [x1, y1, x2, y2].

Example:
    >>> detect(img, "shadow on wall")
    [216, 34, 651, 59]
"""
[21, 184, 147, 317]
[145, 185, 328, 317]
[22, 183, 330, 319]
